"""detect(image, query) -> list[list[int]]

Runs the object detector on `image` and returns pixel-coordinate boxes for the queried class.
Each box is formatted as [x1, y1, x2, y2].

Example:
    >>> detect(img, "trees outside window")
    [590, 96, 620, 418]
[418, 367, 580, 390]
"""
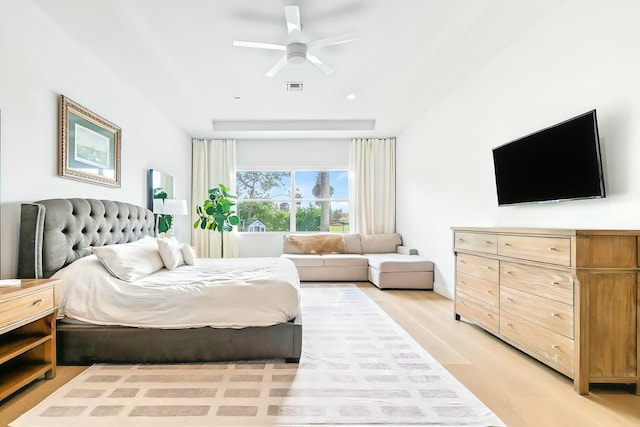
[236, 170, 349, 232]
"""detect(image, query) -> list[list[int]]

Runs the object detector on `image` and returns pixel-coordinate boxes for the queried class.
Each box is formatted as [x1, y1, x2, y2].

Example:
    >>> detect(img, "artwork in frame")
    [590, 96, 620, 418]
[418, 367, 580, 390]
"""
[58, 95, 121, 187]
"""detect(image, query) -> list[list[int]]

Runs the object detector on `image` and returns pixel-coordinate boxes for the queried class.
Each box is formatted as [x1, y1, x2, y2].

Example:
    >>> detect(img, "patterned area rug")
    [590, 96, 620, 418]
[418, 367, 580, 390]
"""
[11, 286, 503, 426]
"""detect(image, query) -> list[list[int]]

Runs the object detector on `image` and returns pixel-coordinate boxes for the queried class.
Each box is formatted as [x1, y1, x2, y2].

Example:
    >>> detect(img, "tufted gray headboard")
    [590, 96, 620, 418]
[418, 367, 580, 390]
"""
[18, 198, 156, 279]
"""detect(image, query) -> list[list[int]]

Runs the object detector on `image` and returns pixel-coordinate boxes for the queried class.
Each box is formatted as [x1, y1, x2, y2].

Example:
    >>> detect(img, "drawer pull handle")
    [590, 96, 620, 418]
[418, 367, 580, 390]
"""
[32, 299, 44, 306]
[483, 240, 492, 245]
[503, 242, 511, 246]
[459, 280, 465, 285]
[505, 322, 513, 327]
[505, 271, 512, 275]
[486, 266, 492, 270]
[459, 260, 466, 264]
[548, 247, 557, 251]
[458, 238, 465, 242]
[506, 297, 514, 302]
[486, 313, 493, 318]
[551, 344, 560, 349]
[487, 290, 493, 294]
[551, 312, 560, 318]
[551, 281, 560, 286]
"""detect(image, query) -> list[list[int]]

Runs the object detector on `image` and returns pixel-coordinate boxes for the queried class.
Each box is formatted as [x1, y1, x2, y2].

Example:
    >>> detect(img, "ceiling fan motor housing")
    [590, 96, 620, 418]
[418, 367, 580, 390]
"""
[287, 42, 307, 64]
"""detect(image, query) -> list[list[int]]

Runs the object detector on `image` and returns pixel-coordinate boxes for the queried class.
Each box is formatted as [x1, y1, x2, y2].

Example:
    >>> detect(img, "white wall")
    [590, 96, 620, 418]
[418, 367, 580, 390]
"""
[236, 138, 349, 256]
[0, 1, 191, 278]
[396, 1, 640, 298]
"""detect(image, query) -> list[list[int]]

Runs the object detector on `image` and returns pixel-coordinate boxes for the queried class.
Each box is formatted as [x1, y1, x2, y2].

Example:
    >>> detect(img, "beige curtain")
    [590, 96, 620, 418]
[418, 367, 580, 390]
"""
[348, 138, 396, 235]
[191, 138, 239, 258]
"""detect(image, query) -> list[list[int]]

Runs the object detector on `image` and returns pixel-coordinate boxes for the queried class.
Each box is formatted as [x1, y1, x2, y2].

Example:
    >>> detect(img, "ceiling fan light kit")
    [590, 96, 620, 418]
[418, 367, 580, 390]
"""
[233, 5, 356, 77]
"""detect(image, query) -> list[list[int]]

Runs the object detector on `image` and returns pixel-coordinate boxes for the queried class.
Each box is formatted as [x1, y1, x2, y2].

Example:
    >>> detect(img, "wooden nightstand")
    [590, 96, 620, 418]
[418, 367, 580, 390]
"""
[0, 279, 59, 401]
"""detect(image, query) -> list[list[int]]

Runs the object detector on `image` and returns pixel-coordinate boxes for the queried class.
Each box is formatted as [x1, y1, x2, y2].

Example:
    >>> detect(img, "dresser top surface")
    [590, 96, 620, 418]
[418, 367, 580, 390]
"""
[451, 227, 640, 237]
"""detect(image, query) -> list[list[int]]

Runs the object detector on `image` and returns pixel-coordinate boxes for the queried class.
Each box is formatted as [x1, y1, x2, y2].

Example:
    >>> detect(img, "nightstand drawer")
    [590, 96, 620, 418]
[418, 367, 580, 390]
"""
[0, 289, 55, 328]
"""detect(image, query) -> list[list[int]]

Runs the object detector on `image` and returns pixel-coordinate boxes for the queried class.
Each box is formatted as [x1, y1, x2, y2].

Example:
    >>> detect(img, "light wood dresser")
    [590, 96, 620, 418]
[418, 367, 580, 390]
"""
[452, 227, 639, 395]
[0, 279, 59, 401]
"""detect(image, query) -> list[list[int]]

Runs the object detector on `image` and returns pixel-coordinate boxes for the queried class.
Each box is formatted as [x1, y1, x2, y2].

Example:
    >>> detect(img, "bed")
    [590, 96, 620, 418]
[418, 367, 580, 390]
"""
[17, 198, 302, 364]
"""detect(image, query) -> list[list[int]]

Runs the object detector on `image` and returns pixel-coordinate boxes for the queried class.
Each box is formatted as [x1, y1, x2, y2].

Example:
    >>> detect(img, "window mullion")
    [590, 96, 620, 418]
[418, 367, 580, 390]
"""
[290, 171, 296, 232]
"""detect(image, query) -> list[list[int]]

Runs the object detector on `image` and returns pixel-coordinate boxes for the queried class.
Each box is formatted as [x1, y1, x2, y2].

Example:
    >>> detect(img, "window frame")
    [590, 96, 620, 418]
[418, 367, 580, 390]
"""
[236, 169, 349, 233]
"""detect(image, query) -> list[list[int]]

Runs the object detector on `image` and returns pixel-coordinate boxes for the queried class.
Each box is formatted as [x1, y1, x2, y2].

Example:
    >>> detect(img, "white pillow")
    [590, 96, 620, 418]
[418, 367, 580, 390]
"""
[157, 237, 185, 270]
[90, 237, 164, 282]
[181, 243, 196, 265]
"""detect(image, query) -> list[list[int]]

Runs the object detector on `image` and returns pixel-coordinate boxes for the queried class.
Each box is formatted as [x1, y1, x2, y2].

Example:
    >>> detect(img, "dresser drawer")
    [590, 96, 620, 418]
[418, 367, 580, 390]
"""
[498, 235, 571, 266]
[454, 232, 498, 254]
[456, 292, 499, 334]
[457, 253, 499, 283]
[500, 261, 574, 305]
[501, 287, 573, 338]
[0, 289, 55, 328]
[456, 272, 499, 306]
[501, 310, 574, 375]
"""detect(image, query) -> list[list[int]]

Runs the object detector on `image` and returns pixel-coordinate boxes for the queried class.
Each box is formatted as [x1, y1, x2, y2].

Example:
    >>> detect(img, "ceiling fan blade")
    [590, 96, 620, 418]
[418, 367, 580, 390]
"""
[307, 32, 357, 49]
[265, 55, 288, 77]
[306, 51, 334, 75]
[284, 5, 301, 38]
[233, 40, 286, 51]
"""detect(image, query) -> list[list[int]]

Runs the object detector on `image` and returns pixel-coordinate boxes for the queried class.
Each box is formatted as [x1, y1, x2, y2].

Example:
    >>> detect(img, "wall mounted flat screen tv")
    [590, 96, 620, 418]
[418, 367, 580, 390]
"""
[492, 110, 605, 206]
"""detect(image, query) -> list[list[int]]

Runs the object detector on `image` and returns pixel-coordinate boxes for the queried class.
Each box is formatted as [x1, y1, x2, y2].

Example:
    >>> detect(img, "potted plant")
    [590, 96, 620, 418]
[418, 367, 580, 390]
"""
[193, 183, 239, 258]
[153, 188, 172, 234]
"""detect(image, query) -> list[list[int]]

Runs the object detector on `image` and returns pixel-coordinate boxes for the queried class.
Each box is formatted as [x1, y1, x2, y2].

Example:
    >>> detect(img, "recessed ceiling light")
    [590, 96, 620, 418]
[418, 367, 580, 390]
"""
[346, 93, 356, 101]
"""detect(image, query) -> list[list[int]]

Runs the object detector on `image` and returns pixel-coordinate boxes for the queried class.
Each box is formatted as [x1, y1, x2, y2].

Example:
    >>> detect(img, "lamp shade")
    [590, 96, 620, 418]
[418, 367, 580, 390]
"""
[152, 199, 165, 214]
[163, 199, 188, 216]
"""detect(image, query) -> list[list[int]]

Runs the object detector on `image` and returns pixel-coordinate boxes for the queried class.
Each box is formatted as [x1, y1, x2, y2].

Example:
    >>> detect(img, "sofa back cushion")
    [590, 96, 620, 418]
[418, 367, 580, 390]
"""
[343, 233, 363, 254]
[360, 233, 402, 254]
[282, 235, 304, 254]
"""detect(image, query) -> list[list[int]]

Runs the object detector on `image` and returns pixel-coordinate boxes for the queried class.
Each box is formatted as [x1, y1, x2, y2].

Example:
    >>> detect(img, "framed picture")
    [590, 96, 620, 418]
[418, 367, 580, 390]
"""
[58, 95, 121, 187]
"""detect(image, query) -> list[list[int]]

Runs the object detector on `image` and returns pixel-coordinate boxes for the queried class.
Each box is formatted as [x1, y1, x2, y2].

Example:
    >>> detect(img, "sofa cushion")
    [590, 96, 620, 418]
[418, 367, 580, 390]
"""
[365, 253, 434, 273]
[322, 254, 369, 267]
[360, 233, 402, 254]
[281, 253, 325, 267]
[343, 233, 363, 254]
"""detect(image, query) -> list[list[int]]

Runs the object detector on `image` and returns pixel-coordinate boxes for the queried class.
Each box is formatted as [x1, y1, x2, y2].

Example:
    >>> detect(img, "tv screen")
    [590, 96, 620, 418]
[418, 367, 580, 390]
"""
[492, 110, 605, 206]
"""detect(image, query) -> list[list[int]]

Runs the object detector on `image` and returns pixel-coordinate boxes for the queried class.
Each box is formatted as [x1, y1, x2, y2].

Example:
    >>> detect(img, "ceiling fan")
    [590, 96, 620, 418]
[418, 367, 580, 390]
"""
[233, 5, 357, 77]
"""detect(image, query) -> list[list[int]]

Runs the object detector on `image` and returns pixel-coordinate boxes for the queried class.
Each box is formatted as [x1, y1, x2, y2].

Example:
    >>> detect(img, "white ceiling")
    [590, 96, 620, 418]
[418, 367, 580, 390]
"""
[33, 0, 558, 139]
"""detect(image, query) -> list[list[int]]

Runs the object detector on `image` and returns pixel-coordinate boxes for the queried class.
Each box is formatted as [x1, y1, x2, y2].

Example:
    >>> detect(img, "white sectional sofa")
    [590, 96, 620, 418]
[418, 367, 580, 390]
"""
[280, 233, 434, 290]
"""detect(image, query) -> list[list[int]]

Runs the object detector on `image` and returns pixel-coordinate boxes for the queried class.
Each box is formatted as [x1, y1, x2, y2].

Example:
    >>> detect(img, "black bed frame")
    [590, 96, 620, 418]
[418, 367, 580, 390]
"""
[17, 198, 302, 364]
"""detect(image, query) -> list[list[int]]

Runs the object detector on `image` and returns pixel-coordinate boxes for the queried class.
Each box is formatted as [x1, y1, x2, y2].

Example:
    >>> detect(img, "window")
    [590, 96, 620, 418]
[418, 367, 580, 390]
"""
[236, 170, 349, 233]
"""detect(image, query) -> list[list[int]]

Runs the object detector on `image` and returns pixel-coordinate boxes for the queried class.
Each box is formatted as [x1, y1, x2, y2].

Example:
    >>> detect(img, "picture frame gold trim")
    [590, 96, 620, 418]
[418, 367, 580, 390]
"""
[58, 95, 121, 187]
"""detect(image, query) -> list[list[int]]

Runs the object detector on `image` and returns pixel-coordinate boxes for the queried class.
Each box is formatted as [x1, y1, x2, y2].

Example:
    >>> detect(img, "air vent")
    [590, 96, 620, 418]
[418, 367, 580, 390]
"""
[286, 82, 304, 92]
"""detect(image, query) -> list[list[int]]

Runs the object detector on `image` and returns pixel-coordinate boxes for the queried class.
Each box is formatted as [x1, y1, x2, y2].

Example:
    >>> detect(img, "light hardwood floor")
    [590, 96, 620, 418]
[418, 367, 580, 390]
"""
[1, 282, 638, 427]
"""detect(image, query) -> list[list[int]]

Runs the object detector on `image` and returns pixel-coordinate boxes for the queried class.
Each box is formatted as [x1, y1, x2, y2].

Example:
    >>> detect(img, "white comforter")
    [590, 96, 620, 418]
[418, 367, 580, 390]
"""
[52, 255, 300, 329]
